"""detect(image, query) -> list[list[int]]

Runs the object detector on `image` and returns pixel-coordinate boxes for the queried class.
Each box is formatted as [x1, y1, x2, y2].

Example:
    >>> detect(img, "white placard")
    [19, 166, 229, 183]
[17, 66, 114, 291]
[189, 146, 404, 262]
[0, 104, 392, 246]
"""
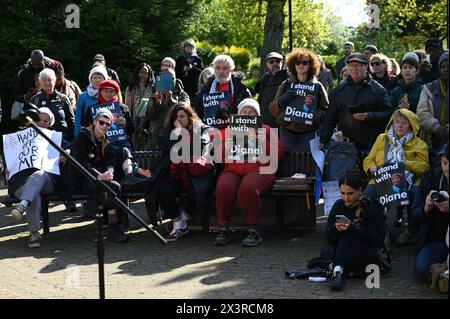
[309, 135, 325, 173]
[322, 180, 341, 215]
[3, 127, 62, 180]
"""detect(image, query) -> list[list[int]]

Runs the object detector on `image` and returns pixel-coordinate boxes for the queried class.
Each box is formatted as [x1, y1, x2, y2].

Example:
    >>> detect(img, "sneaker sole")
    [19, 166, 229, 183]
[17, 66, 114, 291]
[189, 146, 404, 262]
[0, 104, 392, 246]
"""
[242, 239, 263, 247]
[11, 210, 23, 221]
[166, 229, 189, 242]
[214, 240, 230, 246]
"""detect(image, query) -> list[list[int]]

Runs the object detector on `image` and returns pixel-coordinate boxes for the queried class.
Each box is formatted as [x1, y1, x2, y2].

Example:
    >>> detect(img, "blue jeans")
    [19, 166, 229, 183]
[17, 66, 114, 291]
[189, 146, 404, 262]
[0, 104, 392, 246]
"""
[414, 241, 447, 279]
[280, 128, 316, 152]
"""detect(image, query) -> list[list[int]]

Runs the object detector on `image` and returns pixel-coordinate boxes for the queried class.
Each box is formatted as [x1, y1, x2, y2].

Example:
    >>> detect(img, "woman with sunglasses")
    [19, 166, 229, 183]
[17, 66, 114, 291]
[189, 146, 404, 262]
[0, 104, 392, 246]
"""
[370, 54, 396, 90]
[66, 108, 132, 243]
[269, 48, 329, 152]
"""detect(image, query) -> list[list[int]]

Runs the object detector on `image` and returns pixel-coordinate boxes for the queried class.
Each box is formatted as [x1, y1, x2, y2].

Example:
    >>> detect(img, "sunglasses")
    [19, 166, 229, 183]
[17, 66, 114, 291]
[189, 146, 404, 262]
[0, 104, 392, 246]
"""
[97, 120, 112, 128]
[370, 61, 383, 67]
[295, 60, 310, 66]
[268, 59, 281, 65]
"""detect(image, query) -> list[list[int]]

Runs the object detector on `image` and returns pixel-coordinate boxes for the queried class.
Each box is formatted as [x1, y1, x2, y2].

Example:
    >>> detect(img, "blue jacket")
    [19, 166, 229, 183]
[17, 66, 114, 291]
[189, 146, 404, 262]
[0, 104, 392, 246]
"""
[74, 91, 98, 136]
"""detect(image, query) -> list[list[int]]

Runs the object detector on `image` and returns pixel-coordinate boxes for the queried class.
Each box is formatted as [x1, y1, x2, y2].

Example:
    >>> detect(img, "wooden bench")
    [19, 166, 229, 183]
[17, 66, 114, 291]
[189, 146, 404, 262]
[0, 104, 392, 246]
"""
[0, 151, 317, 234]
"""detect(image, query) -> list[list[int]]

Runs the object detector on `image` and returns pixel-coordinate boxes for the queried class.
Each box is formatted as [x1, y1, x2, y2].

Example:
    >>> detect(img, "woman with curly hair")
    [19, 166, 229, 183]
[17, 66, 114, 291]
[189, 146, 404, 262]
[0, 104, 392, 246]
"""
[269, 48, 328, 152]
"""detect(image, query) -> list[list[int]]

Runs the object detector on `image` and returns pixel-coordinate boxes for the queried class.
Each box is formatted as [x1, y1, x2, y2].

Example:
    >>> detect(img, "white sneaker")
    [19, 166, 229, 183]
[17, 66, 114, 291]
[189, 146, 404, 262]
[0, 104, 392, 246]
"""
[11, 204, 26, 221]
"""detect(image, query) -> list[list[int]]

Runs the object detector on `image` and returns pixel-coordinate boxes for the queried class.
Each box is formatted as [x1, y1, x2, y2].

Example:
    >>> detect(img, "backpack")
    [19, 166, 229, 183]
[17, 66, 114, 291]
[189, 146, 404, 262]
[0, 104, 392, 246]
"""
[323, 139, 360, 181]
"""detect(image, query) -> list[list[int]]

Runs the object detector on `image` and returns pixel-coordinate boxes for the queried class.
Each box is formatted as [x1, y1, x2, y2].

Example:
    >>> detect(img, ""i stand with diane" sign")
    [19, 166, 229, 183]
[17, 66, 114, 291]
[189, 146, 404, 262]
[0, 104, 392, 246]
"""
[375, 162, 409, 209]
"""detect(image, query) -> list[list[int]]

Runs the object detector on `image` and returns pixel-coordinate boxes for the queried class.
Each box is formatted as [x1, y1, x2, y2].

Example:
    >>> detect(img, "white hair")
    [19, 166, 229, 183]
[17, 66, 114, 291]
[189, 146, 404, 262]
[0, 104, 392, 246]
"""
[39, 68, 56, 82]
[161, 57, 176, 69]
[212, 55, 235, 71]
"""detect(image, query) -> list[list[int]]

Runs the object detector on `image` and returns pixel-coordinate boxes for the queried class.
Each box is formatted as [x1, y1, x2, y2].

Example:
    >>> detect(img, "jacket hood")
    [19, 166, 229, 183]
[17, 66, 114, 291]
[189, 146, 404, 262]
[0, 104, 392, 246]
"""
[385, 108, 420, 136]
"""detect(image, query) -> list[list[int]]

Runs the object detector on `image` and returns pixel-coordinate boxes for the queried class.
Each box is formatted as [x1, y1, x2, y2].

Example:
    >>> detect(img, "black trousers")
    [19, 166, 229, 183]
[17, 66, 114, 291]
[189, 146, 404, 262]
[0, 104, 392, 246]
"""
[334, 232, 380, 277]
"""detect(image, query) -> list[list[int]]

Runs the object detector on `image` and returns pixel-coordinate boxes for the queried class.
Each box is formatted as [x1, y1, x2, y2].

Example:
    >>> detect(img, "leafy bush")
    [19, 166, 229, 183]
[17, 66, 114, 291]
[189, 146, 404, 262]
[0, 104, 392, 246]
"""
[196, 41, 251, 71]
[321, 55, 340, 78]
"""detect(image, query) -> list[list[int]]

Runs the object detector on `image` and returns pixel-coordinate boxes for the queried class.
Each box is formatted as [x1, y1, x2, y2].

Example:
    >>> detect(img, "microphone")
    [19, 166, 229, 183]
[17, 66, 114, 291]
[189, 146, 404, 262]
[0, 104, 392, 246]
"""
[19, 102, 41, 125]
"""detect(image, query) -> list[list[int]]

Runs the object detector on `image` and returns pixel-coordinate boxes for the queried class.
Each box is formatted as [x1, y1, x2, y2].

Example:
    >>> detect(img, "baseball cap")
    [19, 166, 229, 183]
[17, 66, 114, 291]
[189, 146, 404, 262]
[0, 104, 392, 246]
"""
[425, 38, 443, 50]
[265, 52, 283, 61]
[93, 54, 105, 62]
[347, 53, 368, 64]
[437, 142, 449, 158]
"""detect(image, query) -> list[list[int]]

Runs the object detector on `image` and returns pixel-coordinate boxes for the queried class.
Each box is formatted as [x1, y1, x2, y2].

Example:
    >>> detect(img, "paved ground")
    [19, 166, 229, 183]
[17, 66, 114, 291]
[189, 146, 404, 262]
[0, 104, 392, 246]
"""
[0, 185, 446, 300]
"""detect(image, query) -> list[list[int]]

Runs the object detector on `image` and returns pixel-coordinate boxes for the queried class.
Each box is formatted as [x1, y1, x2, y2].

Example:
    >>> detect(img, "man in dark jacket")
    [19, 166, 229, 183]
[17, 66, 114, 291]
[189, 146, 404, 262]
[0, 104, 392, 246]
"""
[421, 38, 444, 84]
[320, 53, 393, 152]
[175, 39, 204, 100]
[193, 54, 252, 129]
[255, 52, 288, 127]
[335, 41, 354, 81]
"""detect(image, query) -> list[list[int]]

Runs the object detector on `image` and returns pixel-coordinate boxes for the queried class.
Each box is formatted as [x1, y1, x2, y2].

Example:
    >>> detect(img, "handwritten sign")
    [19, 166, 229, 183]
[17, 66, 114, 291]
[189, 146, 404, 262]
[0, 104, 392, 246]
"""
[323, 180, 341, 215]
[3, 127, 62, 180]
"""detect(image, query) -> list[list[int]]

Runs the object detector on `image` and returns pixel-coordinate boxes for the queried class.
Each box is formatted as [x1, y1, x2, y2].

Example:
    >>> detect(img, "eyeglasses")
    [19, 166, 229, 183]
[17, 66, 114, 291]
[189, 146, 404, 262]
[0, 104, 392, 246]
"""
[347, 63, 366, 69]
[370, 61, 383, 67]
[267, 59, 281, 65]
[97, 120, 112, 128]
[295, 60, 310, 66]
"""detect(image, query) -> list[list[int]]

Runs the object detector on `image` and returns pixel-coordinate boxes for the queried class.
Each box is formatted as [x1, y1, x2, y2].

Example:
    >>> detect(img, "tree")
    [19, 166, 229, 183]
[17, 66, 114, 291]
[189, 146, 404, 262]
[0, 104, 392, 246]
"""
[260, 0, 287, 76]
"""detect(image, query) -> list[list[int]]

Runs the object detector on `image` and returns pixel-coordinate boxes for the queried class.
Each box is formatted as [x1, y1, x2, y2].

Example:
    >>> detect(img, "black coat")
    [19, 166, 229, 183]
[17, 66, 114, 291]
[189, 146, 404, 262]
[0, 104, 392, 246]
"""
[255, 69, 288, 127]
[29, 91, 75, 142]
[320, 73, 393, 151]
[411, 165, 449, 254]
[325, 198, 386, 248]
[193, 75, 252, 127]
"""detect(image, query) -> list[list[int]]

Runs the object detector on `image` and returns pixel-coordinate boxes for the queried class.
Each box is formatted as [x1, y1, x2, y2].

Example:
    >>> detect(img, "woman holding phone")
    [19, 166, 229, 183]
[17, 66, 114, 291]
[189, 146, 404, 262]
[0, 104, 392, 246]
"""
[325, 169, 388, 291]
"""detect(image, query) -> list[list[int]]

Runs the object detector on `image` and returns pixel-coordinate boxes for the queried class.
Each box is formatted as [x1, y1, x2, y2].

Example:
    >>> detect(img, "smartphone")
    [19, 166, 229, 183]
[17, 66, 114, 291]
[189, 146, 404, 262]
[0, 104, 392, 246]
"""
[155, 74, 174, 92]
[335, 215, 350, 224]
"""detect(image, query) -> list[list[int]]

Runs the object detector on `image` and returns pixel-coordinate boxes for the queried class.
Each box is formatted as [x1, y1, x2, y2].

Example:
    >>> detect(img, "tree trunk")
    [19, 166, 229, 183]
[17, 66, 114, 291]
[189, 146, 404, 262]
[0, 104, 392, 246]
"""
[260, 0, 286, 77]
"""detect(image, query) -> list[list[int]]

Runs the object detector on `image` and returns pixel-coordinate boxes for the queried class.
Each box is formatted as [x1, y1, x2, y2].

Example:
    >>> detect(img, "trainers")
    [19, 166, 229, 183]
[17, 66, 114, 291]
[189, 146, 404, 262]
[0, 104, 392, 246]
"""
[166, 227, 189, 242]
[107, 223, 129, 243]
[27, 232, 41, 248]
[330, 271, 345, 291]
[214, 229, 230, 246]
[11, 204, 26, 221]
[165, 220, 174, 233]
[242, 230, 263, 247]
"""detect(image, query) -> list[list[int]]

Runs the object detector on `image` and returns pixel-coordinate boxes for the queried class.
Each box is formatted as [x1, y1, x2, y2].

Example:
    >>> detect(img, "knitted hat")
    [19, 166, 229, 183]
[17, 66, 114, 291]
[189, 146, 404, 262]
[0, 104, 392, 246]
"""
[38, 107, 55, 127]
[237, 98, 260, 116]
[88, 65, 108, 84]
[183, 39, 195, 48]
[363, 45, 378, 54]
[439, 51, 449, 67]
[401, 52, 419, 68]
[94, 108, 113, 122]
[99, 79, 120, 94]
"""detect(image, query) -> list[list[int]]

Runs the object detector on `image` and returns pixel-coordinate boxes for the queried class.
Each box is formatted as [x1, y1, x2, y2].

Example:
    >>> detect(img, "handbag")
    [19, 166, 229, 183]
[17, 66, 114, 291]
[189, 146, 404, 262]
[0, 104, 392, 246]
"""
[11, 101, 24, 120]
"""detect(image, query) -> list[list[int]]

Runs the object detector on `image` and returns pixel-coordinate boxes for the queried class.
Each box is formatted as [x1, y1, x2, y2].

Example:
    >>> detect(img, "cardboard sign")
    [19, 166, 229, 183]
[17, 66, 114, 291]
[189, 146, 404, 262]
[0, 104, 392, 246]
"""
[283, 82, 319, 125]
[3, 127, 62, 180]
[202, 91, 231, 128]
[135, 98, 149, 118]
[90, 102, 128, 143]
[322, 180, 341, 215]
[228, 115, 263, 161]
[375, 162, 410, 208]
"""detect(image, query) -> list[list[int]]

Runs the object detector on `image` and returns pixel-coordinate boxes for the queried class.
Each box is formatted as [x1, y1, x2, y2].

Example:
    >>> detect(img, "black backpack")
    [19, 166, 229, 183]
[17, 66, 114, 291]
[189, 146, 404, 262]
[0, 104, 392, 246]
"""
[323, 139, 360, 181]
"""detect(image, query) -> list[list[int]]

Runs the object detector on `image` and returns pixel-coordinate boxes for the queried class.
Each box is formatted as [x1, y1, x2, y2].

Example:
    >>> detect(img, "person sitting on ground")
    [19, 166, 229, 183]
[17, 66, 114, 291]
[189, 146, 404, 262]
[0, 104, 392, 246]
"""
[363, 109, 429, 245]
[214, 98, 284, 247]
[325, 169, 388, 291]
[411, 142, 449, 281]
[65, 108, 133, 243]
[145, 102, 214, 241]
[8, 107, 68, 248]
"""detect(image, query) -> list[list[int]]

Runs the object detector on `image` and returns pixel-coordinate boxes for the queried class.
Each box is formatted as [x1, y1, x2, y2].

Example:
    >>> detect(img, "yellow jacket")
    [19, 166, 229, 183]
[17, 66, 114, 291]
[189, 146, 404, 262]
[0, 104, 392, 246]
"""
[363, 108, 429, 185]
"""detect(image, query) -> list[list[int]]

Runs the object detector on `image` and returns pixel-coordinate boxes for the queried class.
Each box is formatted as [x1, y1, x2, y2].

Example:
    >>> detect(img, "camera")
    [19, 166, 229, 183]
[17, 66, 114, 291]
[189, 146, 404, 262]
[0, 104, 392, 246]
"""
[431, 191, 446, 203]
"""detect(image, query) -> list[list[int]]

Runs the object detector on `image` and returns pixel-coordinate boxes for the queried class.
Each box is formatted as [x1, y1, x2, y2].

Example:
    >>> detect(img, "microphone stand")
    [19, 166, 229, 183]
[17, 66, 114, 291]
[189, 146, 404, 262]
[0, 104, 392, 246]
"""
[22, 114, 166, 299]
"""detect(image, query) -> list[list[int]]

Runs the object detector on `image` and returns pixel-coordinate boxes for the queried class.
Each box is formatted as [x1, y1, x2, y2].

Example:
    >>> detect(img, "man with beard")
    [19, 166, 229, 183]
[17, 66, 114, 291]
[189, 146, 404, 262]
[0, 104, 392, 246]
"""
[255, 52, 288, 127]
[193, 54, 252, 129]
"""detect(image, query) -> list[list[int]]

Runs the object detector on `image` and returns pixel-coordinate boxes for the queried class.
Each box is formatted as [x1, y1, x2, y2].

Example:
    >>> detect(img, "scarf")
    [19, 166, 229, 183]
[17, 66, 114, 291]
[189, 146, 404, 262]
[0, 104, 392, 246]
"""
[184, 51, 198, 64]
[209, 78, 235, 112]
[87, 85, 98, 98]
[98, 92, 119, 104]
[387, 126, 415, 187]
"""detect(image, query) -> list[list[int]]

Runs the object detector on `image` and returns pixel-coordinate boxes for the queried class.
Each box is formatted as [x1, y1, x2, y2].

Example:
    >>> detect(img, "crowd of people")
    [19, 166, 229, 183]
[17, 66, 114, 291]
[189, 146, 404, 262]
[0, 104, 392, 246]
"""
[3, 37, 448, 292]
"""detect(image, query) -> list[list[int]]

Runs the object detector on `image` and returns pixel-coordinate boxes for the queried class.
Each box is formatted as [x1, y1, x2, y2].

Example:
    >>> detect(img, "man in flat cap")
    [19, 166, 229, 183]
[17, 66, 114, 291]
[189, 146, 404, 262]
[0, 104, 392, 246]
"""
[320, 53, 393, 152]
[255, 52, 288, 127]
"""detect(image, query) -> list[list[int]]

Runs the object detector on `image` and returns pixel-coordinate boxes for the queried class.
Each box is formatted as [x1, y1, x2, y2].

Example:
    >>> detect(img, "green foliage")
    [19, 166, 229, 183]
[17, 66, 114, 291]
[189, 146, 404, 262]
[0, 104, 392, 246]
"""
[321, 55, 340, 78]
[196, 41, 252, 71]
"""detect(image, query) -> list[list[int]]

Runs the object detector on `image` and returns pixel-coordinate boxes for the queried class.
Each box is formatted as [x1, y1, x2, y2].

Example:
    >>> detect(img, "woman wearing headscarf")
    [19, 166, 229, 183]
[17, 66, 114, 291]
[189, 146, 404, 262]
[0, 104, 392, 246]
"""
[363, 109, 429, 244]
[175, 39, 204, 99]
